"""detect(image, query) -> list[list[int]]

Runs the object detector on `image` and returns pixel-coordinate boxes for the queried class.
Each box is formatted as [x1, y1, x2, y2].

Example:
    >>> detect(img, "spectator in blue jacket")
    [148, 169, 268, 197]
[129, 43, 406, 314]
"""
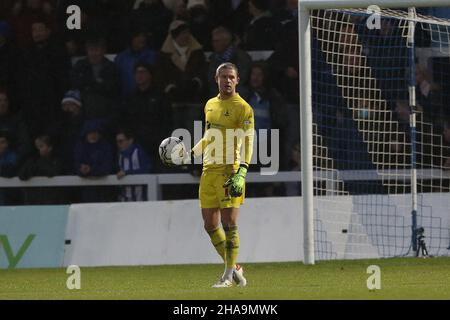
[116, 129, 152, 201]
[115, 31, 157, 97]
[74, 119, 113, 177]
[74, 119, 115, 203]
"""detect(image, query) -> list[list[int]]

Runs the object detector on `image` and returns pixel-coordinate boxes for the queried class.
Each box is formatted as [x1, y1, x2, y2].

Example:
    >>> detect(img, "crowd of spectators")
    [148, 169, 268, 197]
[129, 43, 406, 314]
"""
[0, 1, 449, 204]
[0, 0, 300, 204]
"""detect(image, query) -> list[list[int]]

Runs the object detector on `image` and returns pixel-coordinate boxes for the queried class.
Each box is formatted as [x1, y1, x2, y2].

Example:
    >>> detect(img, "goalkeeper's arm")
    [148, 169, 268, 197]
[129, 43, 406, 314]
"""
[223, 108, 255, 197]
[175, 137, 205, 166]
[191, 137, 206, 160]
[183, 137, 205, 176]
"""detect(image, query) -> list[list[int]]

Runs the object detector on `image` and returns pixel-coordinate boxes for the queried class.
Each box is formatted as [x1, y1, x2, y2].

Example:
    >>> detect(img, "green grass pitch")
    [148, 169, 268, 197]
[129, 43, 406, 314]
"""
[1, 257, 449, 300]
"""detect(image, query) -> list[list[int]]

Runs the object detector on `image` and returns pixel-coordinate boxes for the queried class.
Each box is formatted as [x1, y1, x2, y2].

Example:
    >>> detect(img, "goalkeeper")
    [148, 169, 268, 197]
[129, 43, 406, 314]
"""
[181, 62, 254, 288]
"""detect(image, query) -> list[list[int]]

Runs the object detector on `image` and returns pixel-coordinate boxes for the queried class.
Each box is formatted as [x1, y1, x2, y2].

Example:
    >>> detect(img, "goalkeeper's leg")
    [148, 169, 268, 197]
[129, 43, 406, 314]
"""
[221, 208, 246, 286]
[202, 208, 226, 262]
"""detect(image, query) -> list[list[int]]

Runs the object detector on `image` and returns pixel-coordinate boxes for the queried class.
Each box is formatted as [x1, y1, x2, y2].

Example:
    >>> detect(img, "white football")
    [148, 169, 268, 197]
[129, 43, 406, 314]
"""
[159, 137, 187, 166]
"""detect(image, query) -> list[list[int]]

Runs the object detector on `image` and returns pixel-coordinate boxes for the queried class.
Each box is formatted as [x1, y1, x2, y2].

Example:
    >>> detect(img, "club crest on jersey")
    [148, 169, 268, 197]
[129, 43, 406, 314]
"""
[224, 110, 231, 117]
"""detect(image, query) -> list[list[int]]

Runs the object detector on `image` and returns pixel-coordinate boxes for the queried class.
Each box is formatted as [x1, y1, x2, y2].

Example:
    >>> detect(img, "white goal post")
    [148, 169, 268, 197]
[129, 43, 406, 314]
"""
[298, 0, 450, 265]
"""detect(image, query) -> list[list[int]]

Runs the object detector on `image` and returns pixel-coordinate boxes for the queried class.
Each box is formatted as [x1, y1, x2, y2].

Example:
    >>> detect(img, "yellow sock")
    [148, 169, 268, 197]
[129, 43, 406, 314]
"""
[207, 227, 226, 262]
[224, 225, 240, 269]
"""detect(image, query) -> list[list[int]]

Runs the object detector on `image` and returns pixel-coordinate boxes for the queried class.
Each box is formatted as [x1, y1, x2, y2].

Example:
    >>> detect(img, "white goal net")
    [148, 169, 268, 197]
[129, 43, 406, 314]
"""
[300, 3, 450, 261]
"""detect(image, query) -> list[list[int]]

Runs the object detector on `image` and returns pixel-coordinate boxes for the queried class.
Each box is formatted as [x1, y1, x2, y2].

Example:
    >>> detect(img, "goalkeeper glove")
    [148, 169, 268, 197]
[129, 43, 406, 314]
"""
[223, 165, 248, 197]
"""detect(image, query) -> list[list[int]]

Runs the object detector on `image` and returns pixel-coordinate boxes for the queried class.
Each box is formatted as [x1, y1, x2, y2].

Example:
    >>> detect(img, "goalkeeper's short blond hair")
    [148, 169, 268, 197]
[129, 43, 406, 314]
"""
[215, 62, 239, 78]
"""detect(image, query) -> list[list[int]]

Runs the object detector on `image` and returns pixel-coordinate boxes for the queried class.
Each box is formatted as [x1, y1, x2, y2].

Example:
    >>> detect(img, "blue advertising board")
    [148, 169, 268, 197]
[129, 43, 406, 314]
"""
[0, 206, 69, 269]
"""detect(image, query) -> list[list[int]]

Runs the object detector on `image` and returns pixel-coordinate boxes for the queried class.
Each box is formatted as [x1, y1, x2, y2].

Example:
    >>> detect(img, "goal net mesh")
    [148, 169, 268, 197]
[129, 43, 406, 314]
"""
[308, 7, 450, 259]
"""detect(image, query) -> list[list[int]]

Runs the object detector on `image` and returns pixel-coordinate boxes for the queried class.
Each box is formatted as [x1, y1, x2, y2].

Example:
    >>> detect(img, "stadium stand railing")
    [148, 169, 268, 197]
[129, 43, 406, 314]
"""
[0, 169, 448, 201]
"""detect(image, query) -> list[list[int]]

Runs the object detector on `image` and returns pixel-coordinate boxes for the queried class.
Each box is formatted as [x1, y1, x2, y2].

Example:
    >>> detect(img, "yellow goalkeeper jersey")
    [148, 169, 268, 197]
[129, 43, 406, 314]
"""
[192, 93, 255, 173]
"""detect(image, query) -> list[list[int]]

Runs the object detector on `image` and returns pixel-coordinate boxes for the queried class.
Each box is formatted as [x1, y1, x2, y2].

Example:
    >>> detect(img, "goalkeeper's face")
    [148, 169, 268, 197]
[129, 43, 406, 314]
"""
[216, 68, 239, 98]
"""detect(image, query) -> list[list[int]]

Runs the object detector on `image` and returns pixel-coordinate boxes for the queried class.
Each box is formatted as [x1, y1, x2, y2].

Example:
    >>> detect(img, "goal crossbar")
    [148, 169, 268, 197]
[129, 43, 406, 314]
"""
[299, 0, 450, 10]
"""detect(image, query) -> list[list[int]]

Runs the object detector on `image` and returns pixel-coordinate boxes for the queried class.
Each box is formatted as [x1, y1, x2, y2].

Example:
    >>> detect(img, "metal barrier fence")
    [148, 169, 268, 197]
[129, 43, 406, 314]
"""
[0, 169, 447, 201]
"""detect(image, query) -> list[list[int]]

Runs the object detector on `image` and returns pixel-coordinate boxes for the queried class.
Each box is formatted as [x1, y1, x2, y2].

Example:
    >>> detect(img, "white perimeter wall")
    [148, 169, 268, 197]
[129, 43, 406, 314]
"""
[63, 198, 304, 267]
[63, 195, 450, 267]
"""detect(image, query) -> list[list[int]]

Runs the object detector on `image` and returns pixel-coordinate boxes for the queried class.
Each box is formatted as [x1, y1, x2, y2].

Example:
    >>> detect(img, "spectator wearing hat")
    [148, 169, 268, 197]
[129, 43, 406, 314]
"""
[242, 0, 281, 50]
[74, 119, 113, 178]
[17, 18, 70, 138]
[61, 90, 83, 115]
[115, 31, 157, 97]
[54, 90, 84, 174]
[74, 118, 115, 203]
[122, 62, 172, 171]
[155, 20, 207, 102]
[207, 26, 252, 96]
[70, 37, 121, 123]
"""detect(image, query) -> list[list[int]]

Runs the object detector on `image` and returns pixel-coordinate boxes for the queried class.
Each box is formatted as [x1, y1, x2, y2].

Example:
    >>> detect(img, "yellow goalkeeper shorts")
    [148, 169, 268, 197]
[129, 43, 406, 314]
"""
[199, 171, 245, 209]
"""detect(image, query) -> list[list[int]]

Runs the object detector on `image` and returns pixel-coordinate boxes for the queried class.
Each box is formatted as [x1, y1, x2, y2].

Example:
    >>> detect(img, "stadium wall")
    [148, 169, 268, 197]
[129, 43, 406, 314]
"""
[63, 194, 449, 267]
[62, 198, 304, 267]
[1, 195, 449, 269]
